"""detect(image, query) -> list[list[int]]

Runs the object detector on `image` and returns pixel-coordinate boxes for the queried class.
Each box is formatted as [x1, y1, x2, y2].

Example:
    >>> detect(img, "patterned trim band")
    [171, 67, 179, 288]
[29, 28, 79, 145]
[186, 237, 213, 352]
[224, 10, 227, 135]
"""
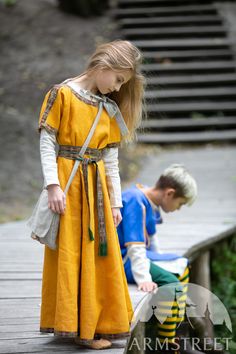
[38, 85, 60, 133]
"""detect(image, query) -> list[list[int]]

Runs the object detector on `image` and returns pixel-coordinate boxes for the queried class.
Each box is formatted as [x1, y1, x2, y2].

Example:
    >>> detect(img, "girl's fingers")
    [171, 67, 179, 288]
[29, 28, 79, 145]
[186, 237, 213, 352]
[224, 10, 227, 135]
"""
[49, 202, 56, 213]
[49, 200, 63, 214]
[54, 201, 61, 214]
[113, 214, 118, 227]
[59, 199, 65, 214]
[117, 215, 122, 226]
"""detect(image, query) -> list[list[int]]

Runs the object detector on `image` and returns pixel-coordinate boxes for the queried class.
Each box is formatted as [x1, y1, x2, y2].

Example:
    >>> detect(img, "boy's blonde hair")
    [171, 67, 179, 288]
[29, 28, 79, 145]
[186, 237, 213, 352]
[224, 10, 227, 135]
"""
[155, 164, 198, 205]
[85, 40, 146, 141]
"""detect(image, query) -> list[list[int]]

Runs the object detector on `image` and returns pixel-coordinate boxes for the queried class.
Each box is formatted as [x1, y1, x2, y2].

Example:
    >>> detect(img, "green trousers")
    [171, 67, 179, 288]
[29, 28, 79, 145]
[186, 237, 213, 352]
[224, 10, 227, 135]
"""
[147, 262, 189, 343]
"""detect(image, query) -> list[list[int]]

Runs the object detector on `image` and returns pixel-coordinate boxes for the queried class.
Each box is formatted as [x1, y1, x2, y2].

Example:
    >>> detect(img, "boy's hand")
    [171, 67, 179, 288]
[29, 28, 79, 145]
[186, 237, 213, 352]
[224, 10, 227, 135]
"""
[47, 184, 66, 214]
[111, 207, 122, 227]
[138, 282, 158, 293]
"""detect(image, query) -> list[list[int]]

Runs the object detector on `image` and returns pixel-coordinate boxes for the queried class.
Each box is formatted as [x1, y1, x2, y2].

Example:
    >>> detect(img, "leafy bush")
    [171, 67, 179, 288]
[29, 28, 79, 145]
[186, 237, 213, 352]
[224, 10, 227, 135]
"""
[211, 234, 236, 352]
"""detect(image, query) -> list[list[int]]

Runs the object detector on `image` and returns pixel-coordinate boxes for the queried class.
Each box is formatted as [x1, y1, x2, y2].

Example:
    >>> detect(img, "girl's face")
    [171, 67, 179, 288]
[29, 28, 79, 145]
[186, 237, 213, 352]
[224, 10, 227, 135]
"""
[95, 69, 132, 95]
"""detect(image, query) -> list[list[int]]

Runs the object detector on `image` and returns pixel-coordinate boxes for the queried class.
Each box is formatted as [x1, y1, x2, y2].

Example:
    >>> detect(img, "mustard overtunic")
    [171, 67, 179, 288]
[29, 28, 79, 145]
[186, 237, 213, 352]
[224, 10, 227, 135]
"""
[38, 83, 133, 340]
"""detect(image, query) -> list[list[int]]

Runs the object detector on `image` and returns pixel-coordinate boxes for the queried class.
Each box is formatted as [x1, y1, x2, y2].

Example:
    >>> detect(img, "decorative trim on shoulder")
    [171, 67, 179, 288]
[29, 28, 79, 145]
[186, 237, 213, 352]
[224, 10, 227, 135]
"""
[38, 85, 60, 133]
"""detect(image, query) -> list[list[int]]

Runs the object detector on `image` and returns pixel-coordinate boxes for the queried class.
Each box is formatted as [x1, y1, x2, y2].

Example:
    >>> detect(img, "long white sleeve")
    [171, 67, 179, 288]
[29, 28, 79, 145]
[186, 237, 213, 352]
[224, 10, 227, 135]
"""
[148, 233, 161, 253]
[102, 147, 122, 208]
[127, 244, 152, 285]
[40, 129, 60, 187]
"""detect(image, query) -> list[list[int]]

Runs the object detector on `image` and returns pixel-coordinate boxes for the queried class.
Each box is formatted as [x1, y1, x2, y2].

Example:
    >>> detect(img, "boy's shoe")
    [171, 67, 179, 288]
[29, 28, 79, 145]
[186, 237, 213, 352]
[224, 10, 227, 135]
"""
[74, 337, 112, 350]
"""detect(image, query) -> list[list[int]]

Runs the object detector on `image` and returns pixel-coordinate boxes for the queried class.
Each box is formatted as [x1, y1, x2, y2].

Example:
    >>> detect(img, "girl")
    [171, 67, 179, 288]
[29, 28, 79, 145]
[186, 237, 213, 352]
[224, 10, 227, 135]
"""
[37, 40, 145, 350]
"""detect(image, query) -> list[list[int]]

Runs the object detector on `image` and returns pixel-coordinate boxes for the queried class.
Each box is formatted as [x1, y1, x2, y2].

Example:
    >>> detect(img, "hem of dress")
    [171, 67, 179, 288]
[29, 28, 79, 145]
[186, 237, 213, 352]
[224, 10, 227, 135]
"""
[40, 327, 131, 339]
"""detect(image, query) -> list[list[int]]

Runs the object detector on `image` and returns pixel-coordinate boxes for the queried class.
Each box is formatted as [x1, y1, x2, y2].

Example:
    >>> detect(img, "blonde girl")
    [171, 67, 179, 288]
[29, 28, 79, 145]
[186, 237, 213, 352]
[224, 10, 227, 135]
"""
[38, 40, 145, 350]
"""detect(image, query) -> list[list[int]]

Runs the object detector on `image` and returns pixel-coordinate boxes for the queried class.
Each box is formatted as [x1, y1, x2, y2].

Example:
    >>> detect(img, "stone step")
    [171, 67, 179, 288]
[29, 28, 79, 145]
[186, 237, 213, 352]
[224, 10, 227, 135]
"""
[142, 49, 233, 62]
[131, 38, 230, 50]
[146, 73, 236, 88]
[118, 0, 214, 7]
[147, 101, 236, 115]
[141, 117, 236, 130]
[118, 15, 222, 28]
[113, 4, 217, 18]
[145, 87, 236, 100]
[141, 60, 236, 74]
[137, 129, 236, 143]
[121, 25, 226, 39]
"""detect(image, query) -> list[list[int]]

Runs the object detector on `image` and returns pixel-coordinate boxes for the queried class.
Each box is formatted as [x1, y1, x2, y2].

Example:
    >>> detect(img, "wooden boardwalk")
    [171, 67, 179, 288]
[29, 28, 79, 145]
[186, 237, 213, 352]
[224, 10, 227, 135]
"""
[0, 145, 236, 353]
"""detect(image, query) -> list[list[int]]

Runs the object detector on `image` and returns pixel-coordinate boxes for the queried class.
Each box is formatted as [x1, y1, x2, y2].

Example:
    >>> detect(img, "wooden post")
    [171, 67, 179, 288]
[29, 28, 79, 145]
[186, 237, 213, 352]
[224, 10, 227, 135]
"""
[190, 251, 214, 338]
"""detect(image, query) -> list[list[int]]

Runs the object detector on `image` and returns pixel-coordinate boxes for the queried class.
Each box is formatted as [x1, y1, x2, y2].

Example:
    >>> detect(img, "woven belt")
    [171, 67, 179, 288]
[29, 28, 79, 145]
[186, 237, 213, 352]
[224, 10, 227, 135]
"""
[58, 145, 107, 256]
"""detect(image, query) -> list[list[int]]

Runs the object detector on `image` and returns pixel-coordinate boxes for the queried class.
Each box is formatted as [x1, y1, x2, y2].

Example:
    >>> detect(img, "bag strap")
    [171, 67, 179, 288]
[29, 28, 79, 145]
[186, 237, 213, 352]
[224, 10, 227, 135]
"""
[63, 101, 103, 195]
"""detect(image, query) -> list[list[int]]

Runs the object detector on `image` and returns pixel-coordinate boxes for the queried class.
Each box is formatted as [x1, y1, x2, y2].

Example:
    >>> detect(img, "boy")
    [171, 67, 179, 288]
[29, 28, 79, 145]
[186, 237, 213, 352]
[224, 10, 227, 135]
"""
[117, 164, 197, 292]
[117, 164, 199, 353]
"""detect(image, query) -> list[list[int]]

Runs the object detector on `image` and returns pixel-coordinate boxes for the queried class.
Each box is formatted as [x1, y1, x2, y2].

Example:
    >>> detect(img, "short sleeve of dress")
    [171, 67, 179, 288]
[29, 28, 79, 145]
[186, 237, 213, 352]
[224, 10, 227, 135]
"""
[38, 85, 64, 134]
[107, 117, 122, 147]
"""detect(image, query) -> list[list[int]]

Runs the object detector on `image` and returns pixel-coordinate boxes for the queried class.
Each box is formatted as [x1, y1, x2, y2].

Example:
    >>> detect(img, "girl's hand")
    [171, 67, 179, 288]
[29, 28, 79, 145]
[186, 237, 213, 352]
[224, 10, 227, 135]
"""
[111, 207, 122, 227]
[138, 282, 158, 293]
[47, 184, 66, 214]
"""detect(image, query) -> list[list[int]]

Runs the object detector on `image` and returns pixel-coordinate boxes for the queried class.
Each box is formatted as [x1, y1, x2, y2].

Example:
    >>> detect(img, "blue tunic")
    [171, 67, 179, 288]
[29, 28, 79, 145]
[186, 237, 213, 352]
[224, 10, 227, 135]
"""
[117, 185, 182, 283]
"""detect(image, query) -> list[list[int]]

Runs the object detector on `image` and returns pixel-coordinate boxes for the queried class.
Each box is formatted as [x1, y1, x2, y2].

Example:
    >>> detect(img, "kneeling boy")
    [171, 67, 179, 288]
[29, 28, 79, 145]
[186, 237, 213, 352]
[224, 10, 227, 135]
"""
[117, 164, 197, 349]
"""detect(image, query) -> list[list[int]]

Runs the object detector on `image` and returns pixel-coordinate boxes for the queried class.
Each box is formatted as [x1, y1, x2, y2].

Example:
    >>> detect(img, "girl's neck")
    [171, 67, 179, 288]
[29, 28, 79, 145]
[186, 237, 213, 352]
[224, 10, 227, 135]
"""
[72, 74, 98, 94]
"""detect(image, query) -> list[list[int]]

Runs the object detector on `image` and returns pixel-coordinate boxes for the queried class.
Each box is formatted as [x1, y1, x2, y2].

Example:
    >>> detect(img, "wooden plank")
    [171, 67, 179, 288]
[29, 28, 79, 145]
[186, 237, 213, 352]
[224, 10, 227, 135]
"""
[113, 4, 217, 18]
[145, 87, 236, 99]
[121, 26, 226, 39]
[0, 309, 40, 319]
[0, 280, 41, 299]
[0, 318, 39, 325]
[146, 73, 236, 87]
[141, 117, 236, 129]
[118, 15, 222, 27]
[0, 337, 125, 354]
[141, 61, 236, 73]
[0, 263, 42, 272]
[0, 272, 42, 280]
[0, 332, 51, 340]
[131, 38, 230, 49]
[137, 129, 236, 143]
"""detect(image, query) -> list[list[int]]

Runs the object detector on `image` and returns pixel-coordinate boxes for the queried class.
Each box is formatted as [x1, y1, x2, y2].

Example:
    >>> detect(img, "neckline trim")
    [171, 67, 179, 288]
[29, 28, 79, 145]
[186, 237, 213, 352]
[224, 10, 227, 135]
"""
[64, 79, 106, 105]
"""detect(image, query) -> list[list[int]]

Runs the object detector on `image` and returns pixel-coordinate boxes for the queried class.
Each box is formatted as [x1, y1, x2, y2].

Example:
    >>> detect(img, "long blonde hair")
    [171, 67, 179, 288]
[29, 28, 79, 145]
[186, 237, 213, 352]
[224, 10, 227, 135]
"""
[85, 40, 146, 141]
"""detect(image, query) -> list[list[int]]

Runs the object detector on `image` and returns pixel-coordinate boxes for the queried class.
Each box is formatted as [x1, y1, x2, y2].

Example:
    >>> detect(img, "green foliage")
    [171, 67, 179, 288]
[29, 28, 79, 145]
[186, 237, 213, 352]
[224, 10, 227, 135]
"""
[0, 0, 16, 6]
[211, 234, 236, 351]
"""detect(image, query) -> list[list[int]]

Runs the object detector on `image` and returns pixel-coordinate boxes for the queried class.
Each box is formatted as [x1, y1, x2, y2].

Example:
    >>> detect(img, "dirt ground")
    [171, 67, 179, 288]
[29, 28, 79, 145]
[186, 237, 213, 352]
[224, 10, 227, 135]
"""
[0, 0, 157, 222]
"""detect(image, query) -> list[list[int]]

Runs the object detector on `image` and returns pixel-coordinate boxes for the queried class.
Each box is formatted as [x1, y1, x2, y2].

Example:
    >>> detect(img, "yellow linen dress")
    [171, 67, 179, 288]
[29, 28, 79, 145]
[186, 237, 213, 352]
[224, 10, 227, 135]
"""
[38, 83, 133, 340]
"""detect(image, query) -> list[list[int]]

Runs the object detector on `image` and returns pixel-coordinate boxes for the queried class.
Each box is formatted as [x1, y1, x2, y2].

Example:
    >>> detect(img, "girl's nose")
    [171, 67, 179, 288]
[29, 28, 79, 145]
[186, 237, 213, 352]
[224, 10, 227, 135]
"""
[115, 84, 122, 92]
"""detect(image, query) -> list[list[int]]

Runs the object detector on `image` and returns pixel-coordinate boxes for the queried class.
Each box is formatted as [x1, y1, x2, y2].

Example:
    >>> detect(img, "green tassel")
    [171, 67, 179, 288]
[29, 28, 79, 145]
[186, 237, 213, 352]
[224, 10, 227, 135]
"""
[88, 227, 94, 241]
[99, 242, 107, 256]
